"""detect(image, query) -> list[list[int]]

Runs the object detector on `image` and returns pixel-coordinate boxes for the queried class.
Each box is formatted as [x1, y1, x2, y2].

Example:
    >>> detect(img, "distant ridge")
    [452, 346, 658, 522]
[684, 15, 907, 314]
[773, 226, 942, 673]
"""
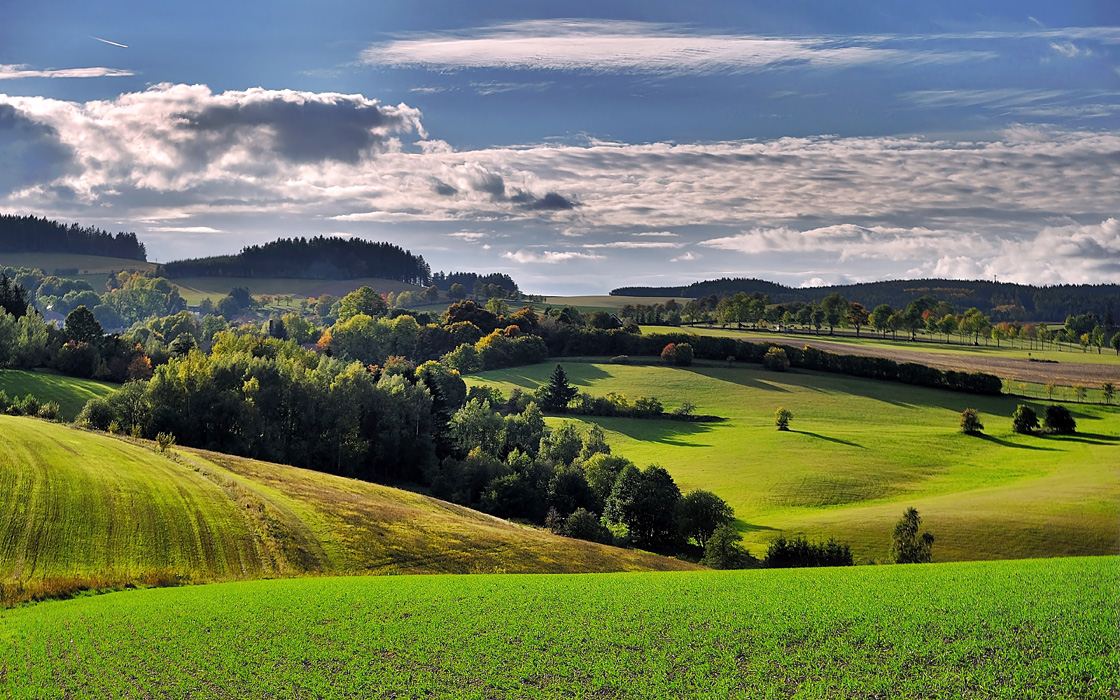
[0, 214, 146, 261]
[612, 277, 1120, 321]
[159, 236, 432, 285]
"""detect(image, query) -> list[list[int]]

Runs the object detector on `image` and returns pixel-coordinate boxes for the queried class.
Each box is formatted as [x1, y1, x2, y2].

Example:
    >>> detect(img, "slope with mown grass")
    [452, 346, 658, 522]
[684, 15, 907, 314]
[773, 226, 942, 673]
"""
[0, 415, 694, 601]
[0, 369, 117, 420]
[467, 361, 1120, 563]
[1, 556, 1114, 698]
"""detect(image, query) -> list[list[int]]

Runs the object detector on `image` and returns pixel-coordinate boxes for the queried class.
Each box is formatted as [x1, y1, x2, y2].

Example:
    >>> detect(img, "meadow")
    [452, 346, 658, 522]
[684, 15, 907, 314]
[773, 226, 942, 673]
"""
[1, 556, 1114, 698]
[0, 369, 116, 420]
[0, 415, 692, 605]
[168, 276, 425, 307]
[467, 361, 1119, 562]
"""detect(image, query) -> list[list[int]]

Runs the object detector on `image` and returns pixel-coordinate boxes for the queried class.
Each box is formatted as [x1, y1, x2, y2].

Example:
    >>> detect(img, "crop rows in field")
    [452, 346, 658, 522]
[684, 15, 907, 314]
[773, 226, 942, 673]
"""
[1, 556, 1115, 698]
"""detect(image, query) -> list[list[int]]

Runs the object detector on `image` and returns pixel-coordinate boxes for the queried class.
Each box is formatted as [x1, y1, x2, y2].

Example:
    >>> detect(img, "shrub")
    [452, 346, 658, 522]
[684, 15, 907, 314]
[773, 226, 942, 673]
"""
[673, 343, 694, 367]
[1011, 405, 1039, 434]
[37, 402, 60, 421]
[1042, 405, 1076, 434]
[775, 407, 793, 431]
[762, 346, 790, 372]
[609, 355, 629, 365]
[17, 395, 40, 416]
[75, 397, 114, 430]
[156, 432, 176, 453]
[660, 343, 678, 365]
[563, 508, 611, 544]
[959, 408, 983, 435]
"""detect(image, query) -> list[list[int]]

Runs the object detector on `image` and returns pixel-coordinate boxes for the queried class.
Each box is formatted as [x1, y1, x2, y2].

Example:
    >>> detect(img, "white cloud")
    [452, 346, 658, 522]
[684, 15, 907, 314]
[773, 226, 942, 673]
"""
[360, 20, 944, 76]
[502, 249, 604, 263]
[632, 231, 680, 237]
[800, 277, 828, 288]
[0, 64, 134, 80]
[448, 231, 488, 241]
[670, 251, 700, 262]
[1049, 42, 1090, 58]
[146, 226, 223, 233]
[583, 241, 683, 249]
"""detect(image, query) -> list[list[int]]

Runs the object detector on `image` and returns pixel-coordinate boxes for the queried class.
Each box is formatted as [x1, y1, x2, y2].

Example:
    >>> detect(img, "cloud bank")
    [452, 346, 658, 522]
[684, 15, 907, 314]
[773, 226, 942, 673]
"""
[0, 85, 1118, 285]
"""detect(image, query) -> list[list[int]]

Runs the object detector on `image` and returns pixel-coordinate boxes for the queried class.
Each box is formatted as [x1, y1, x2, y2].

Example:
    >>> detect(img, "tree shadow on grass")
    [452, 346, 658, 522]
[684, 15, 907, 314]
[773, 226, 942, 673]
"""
[974, 433, 1058, 451]
[1036, 432, 1119, 446]
[736, 521, 780, 534]
[604, 418, 717, 448]
[684, 367, 791, 392]
[789, 430, 865, 449]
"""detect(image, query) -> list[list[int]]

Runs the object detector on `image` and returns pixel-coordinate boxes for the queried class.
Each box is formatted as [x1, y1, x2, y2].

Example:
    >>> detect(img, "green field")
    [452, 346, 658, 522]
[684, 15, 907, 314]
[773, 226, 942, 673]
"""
[0, 252, 154, 276]
[543, 294, 693, 312]
[0, 369, 116, 420]
[1, 556, 1114, 698]
[467, 362, 1120, 562]
[0, 415, 693, 600]
[644, 324, 1120, 367]
[171, 276, 425, 306]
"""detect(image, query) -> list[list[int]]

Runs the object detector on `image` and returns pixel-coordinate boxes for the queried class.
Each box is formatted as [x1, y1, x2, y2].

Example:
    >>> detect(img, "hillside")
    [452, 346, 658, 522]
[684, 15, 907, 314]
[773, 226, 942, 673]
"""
[0, 416, 694, 596]
[2, 556, 1114, 698]
[612, 277, 1120, 321]
[158, 236, 431, 284]
[0, 369, 117, 420]
[467, 361, 1120, 563]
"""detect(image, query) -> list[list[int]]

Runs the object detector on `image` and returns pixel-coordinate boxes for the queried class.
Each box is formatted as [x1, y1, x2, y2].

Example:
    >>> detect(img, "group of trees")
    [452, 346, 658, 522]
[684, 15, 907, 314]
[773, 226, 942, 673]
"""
[0, 214, 146, 260]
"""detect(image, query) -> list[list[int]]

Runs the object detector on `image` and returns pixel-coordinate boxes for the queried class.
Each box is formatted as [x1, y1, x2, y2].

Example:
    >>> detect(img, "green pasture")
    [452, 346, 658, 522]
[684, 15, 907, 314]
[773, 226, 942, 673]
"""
[467, 361, 1120, 562]
[0, 252, 154, 276]
[0, 369, 116, 420]
[2, 556, 1114, 698]
[643, 324, 1120, 367]
[0, 415, 691, 593]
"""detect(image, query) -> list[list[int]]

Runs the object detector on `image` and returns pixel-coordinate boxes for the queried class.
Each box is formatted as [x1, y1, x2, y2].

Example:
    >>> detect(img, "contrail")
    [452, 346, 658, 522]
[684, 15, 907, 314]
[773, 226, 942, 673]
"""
[91, 36, 128, 48]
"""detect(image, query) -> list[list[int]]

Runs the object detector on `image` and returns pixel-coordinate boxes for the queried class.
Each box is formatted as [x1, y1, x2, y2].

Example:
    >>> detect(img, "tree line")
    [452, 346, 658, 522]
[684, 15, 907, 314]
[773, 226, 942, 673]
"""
[0, 214, 147, 261]
[613, 277, 1120, 324]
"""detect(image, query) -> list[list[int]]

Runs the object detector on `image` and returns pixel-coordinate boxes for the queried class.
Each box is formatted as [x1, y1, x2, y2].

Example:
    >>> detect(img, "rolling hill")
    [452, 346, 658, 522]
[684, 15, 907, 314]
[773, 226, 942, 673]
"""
[0, 369, 117, 420]
[0, 415, 695, 602]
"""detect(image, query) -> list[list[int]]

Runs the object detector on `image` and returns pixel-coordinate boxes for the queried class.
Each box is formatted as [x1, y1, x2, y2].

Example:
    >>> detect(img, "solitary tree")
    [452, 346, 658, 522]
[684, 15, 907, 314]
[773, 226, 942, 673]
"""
[1043, 405, 1076, 434]
[64, 306, 104, 345]
[541, 364, 579, 412]
[677, 490, 734, 549]
[891, 507, 934, 564]
[1011, 404, 1039, 434]
[1103, 381, 1115, 405]
[959, 408, 983, 435]
[775, 407, 793, 431]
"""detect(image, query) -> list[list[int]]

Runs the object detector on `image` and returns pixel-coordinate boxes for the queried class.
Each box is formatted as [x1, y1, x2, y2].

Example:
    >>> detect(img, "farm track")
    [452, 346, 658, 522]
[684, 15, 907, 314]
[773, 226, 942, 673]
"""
[736, 334, 1120, 385]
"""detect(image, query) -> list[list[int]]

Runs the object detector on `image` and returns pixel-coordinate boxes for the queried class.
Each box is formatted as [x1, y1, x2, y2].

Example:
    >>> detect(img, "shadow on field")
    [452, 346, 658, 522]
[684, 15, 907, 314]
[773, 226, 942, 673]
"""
[607, 419, 717, 447]
[736, 521, 779, 534]
[790, 430, 864, 449]
[975, 433, 1057, 451]
[685, 368, 790, 393]
[1037, 432, 1119, 446]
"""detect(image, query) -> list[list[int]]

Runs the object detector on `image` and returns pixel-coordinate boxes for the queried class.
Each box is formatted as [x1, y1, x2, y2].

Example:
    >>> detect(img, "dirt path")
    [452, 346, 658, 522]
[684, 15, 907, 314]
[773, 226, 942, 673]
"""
[737, 335, 1120, 386]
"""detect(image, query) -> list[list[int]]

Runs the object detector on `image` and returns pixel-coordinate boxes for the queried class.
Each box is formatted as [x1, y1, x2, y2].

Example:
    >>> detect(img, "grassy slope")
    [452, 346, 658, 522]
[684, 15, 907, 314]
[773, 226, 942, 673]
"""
[0, 253, 154, 275]
[0, 369, 116, 420]
[2, 556, 1115, 698]
[467, 362, 1119, 562]
[643, 324, 1120, 367]
[0, 415, 693, 588]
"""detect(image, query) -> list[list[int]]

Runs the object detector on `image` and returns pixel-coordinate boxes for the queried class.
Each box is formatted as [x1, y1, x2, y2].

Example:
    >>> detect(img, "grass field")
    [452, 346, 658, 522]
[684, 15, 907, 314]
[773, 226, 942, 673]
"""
[543, 295, 693, 312]
[1, 555, 1114, 698]
[0, 253, 154, 276]
[467, 361, 1119, 562]
[0, 415, 693, 600]
[0, 369, 116, 420]
[644, 324, 1120, 367]
[170, 276, 425, 306]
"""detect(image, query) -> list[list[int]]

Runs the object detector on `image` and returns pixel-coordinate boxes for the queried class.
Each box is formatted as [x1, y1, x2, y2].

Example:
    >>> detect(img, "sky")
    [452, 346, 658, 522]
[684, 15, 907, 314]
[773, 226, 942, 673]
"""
[1, 1, 1119, 294]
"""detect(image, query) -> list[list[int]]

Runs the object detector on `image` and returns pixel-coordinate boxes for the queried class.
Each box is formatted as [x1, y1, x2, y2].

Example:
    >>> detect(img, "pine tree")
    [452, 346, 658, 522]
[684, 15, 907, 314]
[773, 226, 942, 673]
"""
[541, 364, 579, 412]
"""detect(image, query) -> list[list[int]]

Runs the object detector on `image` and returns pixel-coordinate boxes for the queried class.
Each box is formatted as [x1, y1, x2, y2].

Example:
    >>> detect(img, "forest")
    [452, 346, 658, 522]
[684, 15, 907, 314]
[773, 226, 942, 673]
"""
[0, 215, 147, 261]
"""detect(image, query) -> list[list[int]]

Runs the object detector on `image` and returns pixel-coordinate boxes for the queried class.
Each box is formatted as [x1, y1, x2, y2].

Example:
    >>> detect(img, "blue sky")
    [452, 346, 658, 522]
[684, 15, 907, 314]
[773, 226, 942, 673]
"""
[1, 1, 1118, 293]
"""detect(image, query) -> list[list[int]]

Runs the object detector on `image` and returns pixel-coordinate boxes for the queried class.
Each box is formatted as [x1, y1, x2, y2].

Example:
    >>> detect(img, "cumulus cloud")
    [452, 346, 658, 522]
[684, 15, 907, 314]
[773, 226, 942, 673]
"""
[359, 19, 944, 76]
[0, 64, 133, 80]
[2, 84, 1119, 284]
[0, 104, 72, 194]
[502, 249, 604, 263]
[670, 251, 700, 262]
